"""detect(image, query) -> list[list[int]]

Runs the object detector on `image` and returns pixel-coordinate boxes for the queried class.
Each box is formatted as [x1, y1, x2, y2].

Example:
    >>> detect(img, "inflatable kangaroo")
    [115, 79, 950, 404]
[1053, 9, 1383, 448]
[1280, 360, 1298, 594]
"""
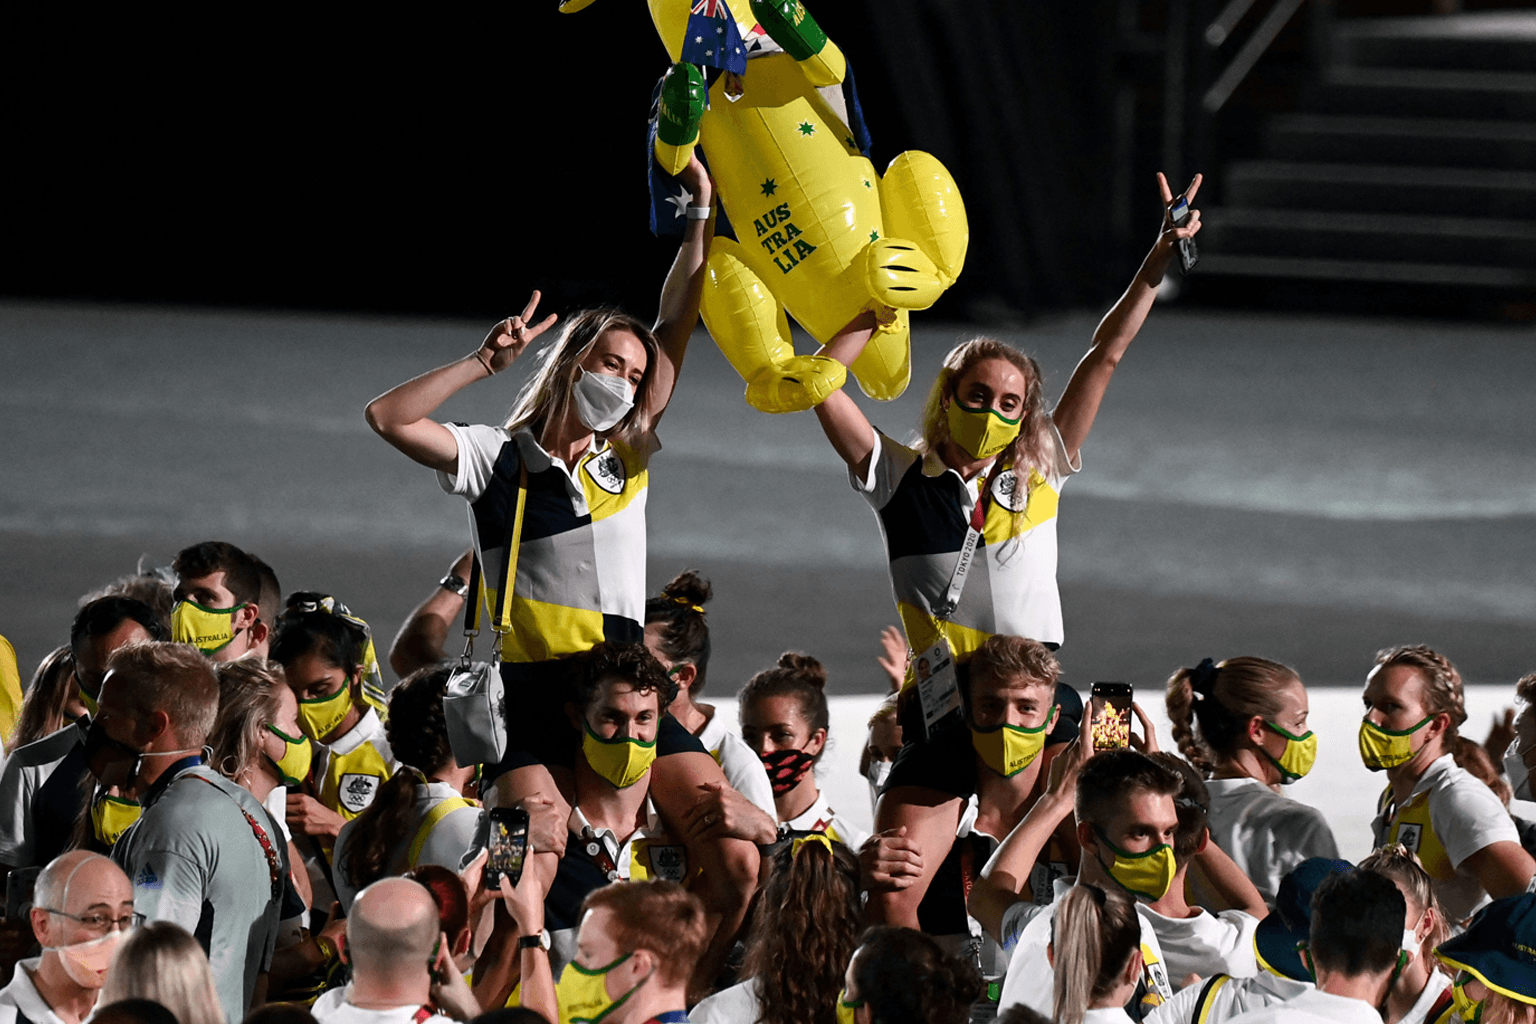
[564, 0, 969, 413]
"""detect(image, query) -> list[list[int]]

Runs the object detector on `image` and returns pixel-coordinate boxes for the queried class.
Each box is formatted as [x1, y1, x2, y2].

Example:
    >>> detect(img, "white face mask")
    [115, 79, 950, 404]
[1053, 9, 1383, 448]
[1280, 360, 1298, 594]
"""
[1506, 744, 1534, 803]
[262, 785, 293, 845]
[572, 368, 636, 432]
[866, 760, 892, 812]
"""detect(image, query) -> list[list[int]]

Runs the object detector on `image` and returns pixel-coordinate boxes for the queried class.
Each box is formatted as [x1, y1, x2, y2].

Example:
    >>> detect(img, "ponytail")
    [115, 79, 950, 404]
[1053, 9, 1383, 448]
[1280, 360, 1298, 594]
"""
[1052, 885, 1140, 1024]
[742, 838, 862, 1024]
[643, 570, 713, 694]
[339, 769, 423, 892]
[1164, 657, 1299, 777]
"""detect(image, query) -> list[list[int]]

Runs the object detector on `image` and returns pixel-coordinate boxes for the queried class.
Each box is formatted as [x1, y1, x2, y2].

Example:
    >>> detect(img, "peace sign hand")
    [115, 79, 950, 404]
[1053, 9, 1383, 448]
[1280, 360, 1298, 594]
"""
[478, 291, 560, 374]
[1156, 172, 1203, 243]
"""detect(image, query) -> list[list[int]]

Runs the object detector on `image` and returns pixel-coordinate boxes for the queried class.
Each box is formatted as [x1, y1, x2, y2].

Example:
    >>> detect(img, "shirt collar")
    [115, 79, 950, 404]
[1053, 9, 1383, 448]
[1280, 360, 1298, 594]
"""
[513, 427, 608, 474]
[143, 756, 206, 807]
[325, 707, 383, 756]
[6, 958, 65, 1024]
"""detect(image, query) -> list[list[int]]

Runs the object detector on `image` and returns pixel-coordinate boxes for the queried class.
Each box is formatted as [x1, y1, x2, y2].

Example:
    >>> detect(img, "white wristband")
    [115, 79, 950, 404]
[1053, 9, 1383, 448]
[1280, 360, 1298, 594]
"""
[685, 206, 711, 220]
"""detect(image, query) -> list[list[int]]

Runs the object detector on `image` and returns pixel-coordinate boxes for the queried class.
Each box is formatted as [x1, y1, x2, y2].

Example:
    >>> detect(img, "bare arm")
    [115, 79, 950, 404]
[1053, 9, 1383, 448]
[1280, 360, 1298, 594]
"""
[970, 710, 1092, 943]
[1190, 831, 1269, 920]
[388, 550, 473, 679]
[1464, 840, 1536, 900]
[865, 786, 964, 928]
[811, 321, 881, 477]
[1052, 172, 1203, 463]
[646, 156, 715, 425]
[363, 293, 559, 473]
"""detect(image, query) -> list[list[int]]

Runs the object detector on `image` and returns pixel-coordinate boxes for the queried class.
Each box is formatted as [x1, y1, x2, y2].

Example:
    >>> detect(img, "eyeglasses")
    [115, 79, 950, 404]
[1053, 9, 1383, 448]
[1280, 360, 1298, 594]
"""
[38, 908, 145, 933]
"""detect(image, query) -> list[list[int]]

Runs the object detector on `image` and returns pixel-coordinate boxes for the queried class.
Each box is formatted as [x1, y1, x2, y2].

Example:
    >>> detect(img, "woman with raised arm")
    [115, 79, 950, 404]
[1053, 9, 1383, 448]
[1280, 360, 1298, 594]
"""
[834, 173, 1202, 928]
[363, 157, 756, 994]
[813, 172, 1202, 673]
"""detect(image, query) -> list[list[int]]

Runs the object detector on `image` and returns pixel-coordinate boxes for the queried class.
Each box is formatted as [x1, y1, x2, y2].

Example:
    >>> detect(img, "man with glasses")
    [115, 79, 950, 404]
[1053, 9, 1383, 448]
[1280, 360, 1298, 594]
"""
[3, 850, 137, 1024]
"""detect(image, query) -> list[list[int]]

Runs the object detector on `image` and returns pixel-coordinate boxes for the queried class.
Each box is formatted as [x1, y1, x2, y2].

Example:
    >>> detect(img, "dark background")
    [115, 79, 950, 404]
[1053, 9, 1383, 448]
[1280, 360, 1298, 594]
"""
[8, 3, 1158, 320]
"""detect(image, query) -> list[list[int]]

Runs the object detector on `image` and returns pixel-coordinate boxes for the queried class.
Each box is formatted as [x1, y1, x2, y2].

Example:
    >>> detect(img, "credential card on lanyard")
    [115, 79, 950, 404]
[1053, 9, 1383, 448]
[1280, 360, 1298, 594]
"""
[915, 638, 962, 741]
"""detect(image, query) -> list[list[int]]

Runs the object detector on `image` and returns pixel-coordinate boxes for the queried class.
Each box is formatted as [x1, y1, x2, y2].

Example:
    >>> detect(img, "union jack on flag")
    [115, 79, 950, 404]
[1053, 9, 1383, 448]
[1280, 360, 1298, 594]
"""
[681, 0, 747, 76]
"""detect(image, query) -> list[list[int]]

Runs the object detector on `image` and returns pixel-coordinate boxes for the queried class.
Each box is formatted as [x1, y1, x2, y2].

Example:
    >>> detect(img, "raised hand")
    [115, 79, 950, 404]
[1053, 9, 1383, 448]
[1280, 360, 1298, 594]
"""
[477, 290, 560, 374]
[876, 626, 907, 693]
[1156, 172, 1203, 245]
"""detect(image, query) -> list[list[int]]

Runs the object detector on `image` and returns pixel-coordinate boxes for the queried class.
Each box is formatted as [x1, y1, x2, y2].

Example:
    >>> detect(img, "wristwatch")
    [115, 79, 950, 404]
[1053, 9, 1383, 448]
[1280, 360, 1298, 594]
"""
[439, 573, 470, 598]
[517, 929, 551, 950]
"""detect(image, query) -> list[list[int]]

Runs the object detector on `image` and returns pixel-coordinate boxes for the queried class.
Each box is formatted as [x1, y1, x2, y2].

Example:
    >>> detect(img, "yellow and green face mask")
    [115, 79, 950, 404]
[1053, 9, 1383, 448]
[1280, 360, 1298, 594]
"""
[297, 682, 354, 742]
[1358, 715, 1433, 772]
[1095, 827, 1178, 901]
[91, 794, 142, 845]
[266, 726, 314, 787]
[836, 990, 864, 1024]
[946, 399, 1022, 461]
[78, 686, 99, 718]
[582, 723, 657, 789]
[1450, 975, 1484, 1024]
[171, 599, 247, 656]
[555, 953, 642, 1024]
[1262, 721, 1317, 784]
[971, 705, 1057, 778]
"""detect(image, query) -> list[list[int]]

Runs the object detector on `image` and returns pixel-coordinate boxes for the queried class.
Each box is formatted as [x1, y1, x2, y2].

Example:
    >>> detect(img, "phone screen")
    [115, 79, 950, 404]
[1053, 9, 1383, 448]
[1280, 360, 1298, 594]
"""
[1090, 683, 1133, 751]
[1167, 197, 1198, 274]
[485, 808, 529, 890]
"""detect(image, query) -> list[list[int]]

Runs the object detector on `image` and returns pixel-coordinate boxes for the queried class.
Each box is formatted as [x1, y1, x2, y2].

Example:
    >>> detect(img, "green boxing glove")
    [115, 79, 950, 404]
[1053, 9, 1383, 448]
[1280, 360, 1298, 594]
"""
[749, 0, 829, 62]
[657, 62, 707, 148]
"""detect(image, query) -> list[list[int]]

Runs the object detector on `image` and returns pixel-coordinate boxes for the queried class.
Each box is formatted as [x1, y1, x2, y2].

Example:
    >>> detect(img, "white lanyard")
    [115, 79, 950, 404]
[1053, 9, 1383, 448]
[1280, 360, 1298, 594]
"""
[936, 463, 1000, 618]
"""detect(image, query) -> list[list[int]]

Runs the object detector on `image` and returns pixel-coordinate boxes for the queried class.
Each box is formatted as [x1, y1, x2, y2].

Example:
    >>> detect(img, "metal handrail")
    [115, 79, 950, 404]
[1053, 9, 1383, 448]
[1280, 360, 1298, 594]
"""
[1202, 0, 1309, 112]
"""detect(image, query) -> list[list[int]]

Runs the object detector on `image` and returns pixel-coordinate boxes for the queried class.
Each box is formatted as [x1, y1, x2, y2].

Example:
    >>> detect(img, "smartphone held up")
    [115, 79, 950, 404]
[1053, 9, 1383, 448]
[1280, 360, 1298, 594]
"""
[484, 806, 529, 890]
[1090, 682, 1134, 752]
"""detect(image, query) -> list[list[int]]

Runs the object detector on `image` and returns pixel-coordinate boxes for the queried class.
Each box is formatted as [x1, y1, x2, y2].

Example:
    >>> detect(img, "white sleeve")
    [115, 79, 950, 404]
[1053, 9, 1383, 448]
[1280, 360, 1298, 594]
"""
[717, 733, 776, 819]
[999, 899, 1047, 952]
[1145, 979, 1204, 1024]
[420, 805, 486, 875]
[435, 423, 513, 502]
[849, 430, 920, 510]
[1049, 420, 1082, 481]
[0, 758, 36, 866]
[1435, 774, 1521, 869]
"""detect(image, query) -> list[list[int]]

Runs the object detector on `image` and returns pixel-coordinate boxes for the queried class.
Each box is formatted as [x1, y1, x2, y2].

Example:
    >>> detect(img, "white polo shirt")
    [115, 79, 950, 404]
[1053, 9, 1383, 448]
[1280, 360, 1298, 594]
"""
[438, 424, 654, 663]
[784, 792, 869, 851]
[333, 781, 482, 911]
[1139, 904, 1260, 981]
[695, 710, 775, 818]
[0, 958, 66, 1024]
[314, 708, 397, 826]
[1227, 988, 1385, 1024]
[0, 722, 85, 867]
[312, 986, 458, 1024]
[1371, 753, 1520, 923]
[998, 878, 1175, 1019]
[852, 426, 1078, 661]
[1204, 778, 1339, 908]
[689, 976, 761, 1024]
[1146, 972, 1312, 1024]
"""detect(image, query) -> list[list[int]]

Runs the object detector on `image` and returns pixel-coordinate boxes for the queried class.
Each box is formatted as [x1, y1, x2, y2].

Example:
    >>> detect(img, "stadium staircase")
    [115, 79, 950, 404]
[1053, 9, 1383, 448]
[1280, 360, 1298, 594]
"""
[1195, 10, 1536, 317]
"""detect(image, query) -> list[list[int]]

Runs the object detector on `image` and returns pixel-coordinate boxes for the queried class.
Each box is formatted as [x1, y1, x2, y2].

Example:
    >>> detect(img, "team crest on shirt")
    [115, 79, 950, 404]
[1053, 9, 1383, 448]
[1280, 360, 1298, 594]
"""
[991, 469, 1030, 512]
[646, 844, 688, 882]
[339, 773, 381, 813]
[586, 451, 626, 494]
[1397, 823, 1424, 853]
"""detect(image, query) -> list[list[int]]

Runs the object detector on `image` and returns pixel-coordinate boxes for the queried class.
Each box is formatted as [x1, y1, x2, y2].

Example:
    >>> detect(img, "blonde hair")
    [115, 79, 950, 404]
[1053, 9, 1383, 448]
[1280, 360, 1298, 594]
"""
[1487, 992, 1536, 1024]
[209, 657, 286, 783]
[503, 308, 660, 450]
[917, 338, 1056, 541]
[1165, 657, 1301, 777]
[1374, 645, 1466, 741]
[1051, 884, 1140, 1024]
[100, 921, 224, 1024]
[1359, 844, 1452, 972]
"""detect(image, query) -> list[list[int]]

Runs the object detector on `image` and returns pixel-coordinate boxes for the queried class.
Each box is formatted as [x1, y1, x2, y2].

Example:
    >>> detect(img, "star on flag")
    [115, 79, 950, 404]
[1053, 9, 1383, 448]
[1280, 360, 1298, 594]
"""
[665, 185, 695, 218]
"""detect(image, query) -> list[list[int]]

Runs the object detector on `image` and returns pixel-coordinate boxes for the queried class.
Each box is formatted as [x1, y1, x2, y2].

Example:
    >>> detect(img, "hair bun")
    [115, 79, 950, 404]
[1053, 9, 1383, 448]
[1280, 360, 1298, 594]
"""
[661, 570, 712, 609]
[777, 652, 827, 688]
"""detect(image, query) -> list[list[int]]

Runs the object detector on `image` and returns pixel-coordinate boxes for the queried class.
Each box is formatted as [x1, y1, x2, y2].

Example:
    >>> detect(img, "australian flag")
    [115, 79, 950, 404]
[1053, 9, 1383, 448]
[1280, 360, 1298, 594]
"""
[681, 0, 747, 76]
